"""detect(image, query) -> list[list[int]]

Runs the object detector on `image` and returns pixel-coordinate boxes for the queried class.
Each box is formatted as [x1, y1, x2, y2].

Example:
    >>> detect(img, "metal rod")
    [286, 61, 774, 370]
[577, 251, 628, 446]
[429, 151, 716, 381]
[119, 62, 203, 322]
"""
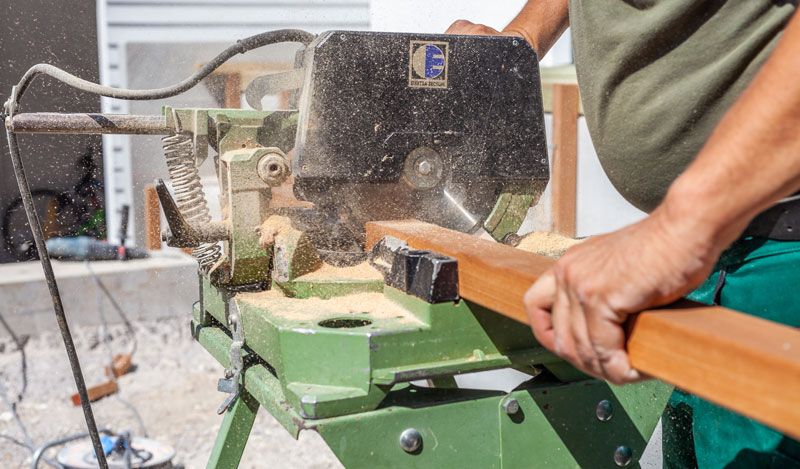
[5, 112, 170, 135]
[5, 128, 109, 469]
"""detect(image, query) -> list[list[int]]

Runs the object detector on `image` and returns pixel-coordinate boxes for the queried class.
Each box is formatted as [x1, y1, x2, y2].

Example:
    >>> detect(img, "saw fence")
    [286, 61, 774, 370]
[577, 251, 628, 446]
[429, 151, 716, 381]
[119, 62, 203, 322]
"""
[366, 220, 800, 441]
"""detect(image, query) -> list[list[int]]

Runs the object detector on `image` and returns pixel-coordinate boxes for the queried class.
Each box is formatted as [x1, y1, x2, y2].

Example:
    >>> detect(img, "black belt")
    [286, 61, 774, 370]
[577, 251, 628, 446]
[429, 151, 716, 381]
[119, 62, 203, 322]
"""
[743, 197, 800, 240]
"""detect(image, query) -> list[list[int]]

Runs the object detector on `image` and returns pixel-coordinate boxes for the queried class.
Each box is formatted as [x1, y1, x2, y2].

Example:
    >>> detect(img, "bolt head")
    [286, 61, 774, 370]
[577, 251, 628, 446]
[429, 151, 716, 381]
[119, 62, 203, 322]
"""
[257, 152, 290, 187]
[614, 446, 633, 467]
[399, 428, 422, 453]
[417, 160, 432, 175]
[502, 398, 520, 415]
[596, 399, 613, 421]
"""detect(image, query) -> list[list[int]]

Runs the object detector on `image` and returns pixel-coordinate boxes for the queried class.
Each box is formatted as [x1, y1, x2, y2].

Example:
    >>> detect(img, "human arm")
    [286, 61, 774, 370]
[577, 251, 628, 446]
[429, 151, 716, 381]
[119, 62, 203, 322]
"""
[445, 0, 569, 59]
[524, 12, 800, 384]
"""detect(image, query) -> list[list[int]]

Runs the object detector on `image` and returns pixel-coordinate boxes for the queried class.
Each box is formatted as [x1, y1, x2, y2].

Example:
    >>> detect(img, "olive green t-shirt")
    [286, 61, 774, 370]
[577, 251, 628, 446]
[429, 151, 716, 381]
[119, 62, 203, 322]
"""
[569, 1, 795, 212]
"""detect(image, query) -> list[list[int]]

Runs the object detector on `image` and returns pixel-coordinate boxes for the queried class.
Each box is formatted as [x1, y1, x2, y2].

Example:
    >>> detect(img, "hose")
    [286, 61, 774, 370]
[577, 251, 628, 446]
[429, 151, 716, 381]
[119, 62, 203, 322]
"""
[3, 28, 316, 469]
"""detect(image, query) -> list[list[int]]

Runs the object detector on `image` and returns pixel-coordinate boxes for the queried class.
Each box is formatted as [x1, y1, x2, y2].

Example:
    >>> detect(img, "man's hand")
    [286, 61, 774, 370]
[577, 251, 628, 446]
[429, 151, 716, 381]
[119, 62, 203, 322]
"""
[445, 1, 569, 59]
[445, 20, 518, 38]
[524, 203, 723, 384]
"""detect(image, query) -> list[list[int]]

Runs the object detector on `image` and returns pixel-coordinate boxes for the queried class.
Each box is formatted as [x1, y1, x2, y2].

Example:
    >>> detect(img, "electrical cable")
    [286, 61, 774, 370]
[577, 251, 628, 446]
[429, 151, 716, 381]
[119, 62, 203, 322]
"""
[86, 261, 138, 356]
[4, 29, 314, 114]
[0, 312, 28, 403]
[3, 28, 315, 469]
[86, 260, 148, 437]
[5, 128, 107, 468]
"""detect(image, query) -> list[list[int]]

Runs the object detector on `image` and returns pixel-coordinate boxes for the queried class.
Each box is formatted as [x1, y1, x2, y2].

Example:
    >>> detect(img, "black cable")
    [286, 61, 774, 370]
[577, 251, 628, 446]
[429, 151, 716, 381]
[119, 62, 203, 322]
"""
[3, 28, 316, 469]
[4, 29, 315, 113]
[5, 129, 109, 469]
[0, 313, 28, 403]
[86, 261, 138, 356]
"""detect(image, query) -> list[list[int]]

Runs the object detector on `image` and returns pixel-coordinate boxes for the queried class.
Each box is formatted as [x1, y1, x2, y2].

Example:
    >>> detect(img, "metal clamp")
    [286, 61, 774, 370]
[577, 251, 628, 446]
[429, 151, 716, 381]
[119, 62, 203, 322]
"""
[216, 301, 245, 414]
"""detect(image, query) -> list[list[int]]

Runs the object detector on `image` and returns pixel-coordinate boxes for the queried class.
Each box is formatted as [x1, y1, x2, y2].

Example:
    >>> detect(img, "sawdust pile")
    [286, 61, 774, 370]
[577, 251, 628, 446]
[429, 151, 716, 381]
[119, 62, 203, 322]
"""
[295, 261, 381, 281]
[516, 231, 583, 259]
[238, 291, 420, 324]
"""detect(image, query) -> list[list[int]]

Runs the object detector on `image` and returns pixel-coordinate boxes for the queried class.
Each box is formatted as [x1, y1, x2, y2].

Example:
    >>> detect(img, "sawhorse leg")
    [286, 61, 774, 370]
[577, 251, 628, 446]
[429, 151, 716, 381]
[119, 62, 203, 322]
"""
[207, 389, 259, 469]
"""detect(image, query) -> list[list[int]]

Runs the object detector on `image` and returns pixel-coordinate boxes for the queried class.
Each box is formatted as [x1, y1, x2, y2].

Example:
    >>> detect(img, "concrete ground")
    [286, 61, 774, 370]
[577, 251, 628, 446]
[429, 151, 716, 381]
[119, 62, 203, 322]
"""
[0, 317, 341, 468]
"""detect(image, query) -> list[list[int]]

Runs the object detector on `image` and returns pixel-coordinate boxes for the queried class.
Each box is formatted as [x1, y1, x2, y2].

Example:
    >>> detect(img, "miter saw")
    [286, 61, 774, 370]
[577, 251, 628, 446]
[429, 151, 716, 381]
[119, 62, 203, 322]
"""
[5, 30, 670, 468]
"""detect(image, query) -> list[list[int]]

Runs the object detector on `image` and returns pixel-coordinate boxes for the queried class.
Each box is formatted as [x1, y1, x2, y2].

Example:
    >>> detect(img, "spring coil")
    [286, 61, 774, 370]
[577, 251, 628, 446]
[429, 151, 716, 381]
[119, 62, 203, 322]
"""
[162, 132, 221, 271]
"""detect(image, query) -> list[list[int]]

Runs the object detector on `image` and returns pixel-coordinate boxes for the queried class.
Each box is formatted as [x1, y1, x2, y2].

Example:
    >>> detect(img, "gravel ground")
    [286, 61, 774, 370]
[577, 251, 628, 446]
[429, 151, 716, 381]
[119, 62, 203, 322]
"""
[0, 317, 341, 468]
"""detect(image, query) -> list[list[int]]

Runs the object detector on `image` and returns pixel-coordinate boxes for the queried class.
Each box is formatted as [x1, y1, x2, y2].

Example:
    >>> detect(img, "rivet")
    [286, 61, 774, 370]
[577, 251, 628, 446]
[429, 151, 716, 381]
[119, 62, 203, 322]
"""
[614, 446, 633, 467]
[512, 39, 519, 46]
[502, 397, 520, 415]
[596, 399, 613, 421]
[399, 428, 422, 453]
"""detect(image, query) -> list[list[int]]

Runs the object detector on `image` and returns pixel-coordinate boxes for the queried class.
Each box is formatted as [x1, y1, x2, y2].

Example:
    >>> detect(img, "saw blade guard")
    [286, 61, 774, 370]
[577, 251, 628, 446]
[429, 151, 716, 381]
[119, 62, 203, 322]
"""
[287, 31, 549, 262]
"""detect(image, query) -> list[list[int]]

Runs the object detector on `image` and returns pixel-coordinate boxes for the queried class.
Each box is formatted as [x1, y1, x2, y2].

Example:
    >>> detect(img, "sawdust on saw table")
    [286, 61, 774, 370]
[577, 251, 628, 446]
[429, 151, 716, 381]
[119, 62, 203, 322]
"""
[515, 231, 583, 258]
[238, 291, 422, 324]
[295, 261, 381, 281]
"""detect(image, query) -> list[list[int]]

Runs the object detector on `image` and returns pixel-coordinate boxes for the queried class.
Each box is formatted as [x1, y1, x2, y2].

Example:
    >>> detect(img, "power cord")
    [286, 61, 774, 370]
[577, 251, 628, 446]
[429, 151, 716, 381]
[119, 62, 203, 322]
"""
[3, 28, 315, 468]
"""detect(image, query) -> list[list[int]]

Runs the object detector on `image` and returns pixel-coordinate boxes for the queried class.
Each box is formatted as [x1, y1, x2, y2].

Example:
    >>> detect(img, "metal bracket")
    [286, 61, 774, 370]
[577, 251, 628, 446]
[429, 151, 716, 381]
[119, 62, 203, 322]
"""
[217, 299, 245, 414]
[155, 179, 228, 248]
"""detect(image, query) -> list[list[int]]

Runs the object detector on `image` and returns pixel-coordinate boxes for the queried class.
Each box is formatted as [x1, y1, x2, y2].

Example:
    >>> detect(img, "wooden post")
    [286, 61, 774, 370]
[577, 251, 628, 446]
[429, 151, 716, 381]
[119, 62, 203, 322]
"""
[223, 73, 242, 109]
[365, 220, 800, 440]
[143, 184, 161, 251]
[551, 83, 580, 237]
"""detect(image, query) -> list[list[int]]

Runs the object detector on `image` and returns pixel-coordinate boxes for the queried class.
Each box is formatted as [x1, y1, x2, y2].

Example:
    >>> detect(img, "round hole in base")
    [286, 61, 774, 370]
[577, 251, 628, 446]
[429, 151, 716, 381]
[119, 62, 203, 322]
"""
[318, 318, 372, 329]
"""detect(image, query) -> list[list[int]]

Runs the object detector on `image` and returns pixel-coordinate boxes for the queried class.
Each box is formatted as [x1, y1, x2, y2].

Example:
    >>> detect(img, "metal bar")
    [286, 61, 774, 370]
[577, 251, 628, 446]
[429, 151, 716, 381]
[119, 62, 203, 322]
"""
[5, 112, 171, 135]
[206, 388, 259, 469]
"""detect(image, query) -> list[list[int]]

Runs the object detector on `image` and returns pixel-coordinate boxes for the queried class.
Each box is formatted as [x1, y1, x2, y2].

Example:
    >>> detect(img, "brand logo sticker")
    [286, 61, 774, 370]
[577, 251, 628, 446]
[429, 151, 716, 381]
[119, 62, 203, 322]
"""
[408, 40, 449, 89]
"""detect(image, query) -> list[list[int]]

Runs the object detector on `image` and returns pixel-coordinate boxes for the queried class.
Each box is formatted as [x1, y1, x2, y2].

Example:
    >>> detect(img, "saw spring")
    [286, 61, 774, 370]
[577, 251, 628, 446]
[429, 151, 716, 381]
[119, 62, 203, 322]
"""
[162, 132, 221, 271]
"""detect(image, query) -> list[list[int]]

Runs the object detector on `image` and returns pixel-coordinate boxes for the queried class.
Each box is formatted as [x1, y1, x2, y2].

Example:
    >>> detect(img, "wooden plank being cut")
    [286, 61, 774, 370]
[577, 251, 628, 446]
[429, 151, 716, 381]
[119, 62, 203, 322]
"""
[365, 220, 800, 440]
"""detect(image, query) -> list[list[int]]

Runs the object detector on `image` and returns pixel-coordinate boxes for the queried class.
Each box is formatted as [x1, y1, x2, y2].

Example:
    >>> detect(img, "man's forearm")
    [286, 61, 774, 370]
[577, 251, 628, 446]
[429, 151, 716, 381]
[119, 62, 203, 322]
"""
[504, 0, 569, 58]
[662, 12, 800, 249]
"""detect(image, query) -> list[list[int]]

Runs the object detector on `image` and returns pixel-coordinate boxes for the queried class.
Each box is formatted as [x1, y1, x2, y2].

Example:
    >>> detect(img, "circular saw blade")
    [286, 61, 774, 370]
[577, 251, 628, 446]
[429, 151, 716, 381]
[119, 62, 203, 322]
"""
[294, 175, 523, 265]
[343, 179, 502, 235]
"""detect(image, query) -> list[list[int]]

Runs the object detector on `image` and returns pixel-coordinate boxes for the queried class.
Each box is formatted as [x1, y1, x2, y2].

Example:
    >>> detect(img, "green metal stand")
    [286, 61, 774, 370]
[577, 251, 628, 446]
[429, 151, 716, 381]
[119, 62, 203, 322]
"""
[207, 390, 259, 469]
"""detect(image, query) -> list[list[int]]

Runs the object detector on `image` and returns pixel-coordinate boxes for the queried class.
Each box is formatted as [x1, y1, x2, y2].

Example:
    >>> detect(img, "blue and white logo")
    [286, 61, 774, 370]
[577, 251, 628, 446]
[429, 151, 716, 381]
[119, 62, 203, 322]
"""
[409, 40, 449, 89]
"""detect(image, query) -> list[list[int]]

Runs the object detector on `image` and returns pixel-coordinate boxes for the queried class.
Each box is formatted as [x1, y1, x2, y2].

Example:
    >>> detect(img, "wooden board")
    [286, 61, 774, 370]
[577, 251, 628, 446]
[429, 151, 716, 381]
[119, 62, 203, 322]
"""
[366, 220, 800, 440]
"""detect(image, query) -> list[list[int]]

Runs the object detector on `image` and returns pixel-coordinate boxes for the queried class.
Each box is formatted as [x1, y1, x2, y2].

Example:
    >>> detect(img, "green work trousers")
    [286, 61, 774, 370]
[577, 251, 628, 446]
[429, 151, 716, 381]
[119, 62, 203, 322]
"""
[663, 237, 800, 468]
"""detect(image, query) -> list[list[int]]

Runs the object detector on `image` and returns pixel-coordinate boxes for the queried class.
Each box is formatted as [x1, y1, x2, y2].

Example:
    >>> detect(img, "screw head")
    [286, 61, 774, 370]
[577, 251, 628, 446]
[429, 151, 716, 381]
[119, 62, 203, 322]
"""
[596, 399, 613, 421]
[417, 160, 432, 175]
[502, 398, 520, 415]
[399, 428, 422, 453]
[614, 446, 633, 467]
